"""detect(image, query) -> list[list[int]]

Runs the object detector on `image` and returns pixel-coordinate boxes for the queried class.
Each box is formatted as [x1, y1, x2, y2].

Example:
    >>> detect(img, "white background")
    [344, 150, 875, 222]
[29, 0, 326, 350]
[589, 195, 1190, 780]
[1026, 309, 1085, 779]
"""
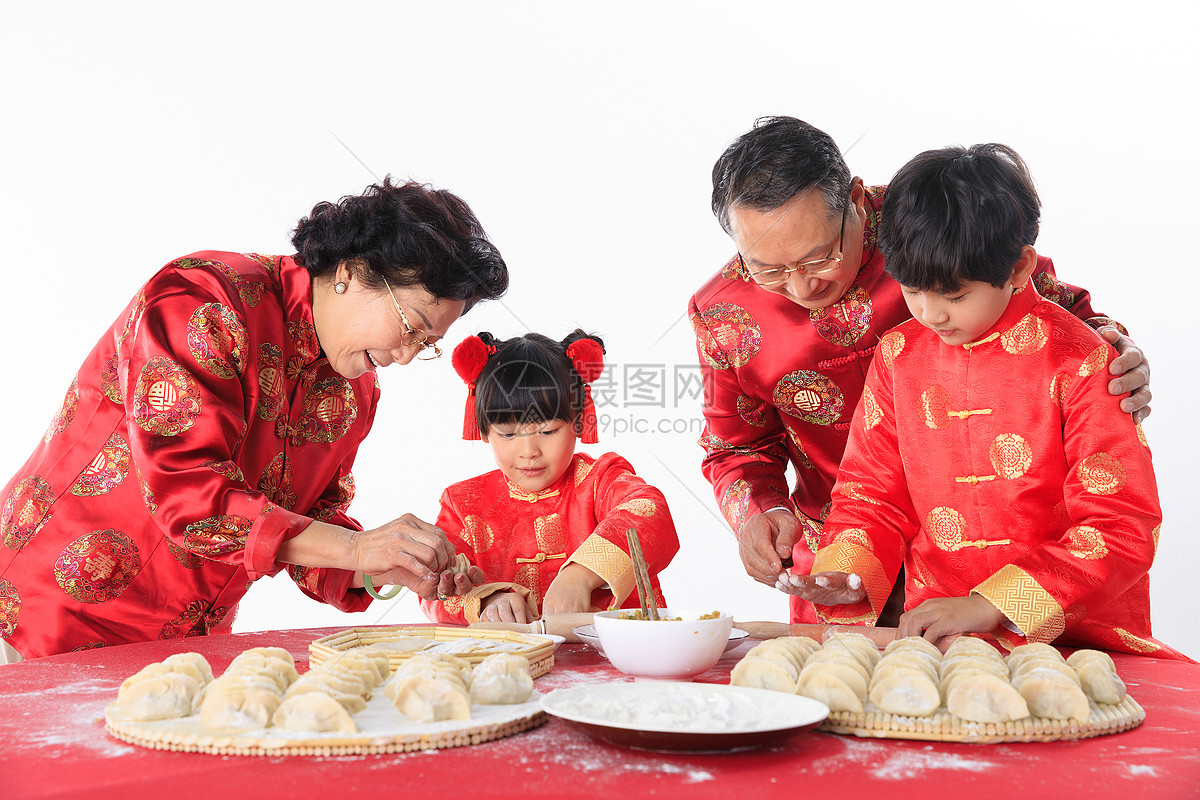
[1, 2, 1195, 658]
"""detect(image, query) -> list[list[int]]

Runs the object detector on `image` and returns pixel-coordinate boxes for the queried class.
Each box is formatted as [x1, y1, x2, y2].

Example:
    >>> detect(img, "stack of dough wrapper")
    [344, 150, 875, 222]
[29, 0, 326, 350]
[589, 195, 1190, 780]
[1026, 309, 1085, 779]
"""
[730, 633, 1127, 724]
[110, 645, 535, 734]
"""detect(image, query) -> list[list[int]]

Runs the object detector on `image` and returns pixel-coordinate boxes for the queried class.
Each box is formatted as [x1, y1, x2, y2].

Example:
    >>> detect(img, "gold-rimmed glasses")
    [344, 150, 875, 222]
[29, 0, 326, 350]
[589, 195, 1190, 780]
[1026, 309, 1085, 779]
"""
[740, 203, 848, 287]
[382, 278, 442, 360]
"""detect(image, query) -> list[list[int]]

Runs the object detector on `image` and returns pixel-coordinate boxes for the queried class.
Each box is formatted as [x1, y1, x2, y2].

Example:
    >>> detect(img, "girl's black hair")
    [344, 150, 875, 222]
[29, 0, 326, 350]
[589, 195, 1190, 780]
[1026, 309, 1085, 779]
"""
[473, 329, 604, 437]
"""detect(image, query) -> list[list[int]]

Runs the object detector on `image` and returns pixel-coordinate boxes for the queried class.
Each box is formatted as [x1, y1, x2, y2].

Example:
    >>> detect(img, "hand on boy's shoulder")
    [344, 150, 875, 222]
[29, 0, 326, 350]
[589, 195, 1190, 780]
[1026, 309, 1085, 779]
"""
[1096, 326, 1152, 423]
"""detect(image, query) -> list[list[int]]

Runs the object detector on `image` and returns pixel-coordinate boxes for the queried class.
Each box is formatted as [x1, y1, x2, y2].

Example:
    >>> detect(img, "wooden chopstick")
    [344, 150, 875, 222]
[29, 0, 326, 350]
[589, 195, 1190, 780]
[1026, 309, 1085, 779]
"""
[625, 527, 659, 621]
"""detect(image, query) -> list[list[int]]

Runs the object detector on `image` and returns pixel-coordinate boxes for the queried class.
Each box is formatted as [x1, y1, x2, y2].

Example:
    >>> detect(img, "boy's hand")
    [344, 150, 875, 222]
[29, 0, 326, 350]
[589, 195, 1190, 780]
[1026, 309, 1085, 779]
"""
[480, 591, 532, 623]
[738, 509, 802, 586]
[1099, 326, 1151, 423]
[897, 594, 1005, 646]
[542, 564, 602, 615]
[436, 565, 486, 599]
[775, 571, 866, 605]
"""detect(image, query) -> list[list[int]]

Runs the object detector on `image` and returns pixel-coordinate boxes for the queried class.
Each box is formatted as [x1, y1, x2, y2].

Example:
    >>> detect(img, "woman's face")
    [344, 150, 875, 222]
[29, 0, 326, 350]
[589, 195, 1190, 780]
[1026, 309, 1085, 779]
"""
[312, 263, 465, 379]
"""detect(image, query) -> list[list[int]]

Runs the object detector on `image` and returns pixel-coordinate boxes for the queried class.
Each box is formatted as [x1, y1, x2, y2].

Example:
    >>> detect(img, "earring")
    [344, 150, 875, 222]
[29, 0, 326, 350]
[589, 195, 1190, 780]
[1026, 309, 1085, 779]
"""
[334, 282, 347, 294]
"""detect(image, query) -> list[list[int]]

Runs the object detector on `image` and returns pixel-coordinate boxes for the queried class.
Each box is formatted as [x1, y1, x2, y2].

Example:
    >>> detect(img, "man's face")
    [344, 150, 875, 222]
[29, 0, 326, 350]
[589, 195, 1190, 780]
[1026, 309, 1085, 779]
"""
[727, 185, 864, 311]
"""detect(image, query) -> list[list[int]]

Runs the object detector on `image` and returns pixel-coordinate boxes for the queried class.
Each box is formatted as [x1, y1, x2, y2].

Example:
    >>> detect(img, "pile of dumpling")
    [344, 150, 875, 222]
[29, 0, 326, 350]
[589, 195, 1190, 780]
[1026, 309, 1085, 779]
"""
[730, 633, 1128, 725]
[109, 645, 535, 735]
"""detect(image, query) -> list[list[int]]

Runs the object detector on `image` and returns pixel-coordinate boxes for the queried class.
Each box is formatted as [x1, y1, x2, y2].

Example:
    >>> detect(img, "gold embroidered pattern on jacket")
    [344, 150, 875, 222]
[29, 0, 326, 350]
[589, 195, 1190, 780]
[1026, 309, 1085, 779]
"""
[990, 433, 1033, 479]
[1066, 525, 1108, 560]
[1076, 452, 1127, 495]
[999, 313, 1049, 355]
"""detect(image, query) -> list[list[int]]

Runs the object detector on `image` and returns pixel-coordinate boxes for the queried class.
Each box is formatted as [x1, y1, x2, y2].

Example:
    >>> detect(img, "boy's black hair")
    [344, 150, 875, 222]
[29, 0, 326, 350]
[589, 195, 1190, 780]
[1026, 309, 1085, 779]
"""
[473, 330, 604, 436]
[879, 143, 1041, 292]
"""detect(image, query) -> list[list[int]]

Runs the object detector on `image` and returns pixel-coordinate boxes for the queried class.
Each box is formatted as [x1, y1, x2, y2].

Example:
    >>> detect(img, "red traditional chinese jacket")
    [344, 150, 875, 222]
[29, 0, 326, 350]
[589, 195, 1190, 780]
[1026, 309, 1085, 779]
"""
[811, 283, 1188, 660]
[0, 252, 377, 659]
[420, 452, 679, 623]
[689, 186, 1123, 623]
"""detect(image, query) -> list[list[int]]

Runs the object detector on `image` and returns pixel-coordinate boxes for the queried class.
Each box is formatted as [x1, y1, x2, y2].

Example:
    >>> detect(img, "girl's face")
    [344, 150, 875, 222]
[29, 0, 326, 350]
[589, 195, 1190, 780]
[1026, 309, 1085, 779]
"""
[483, 419, 578, 493]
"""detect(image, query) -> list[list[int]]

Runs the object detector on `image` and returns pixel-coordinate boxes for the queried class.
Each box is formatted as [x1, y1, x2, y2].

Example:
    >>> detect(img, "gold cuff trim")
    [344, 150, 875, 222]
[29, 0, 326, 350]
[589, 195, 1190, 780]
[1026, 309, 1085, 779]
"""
[974, 564, 1065, 643]
[564, 535, 635, 605]
[813, 540, 891, 619]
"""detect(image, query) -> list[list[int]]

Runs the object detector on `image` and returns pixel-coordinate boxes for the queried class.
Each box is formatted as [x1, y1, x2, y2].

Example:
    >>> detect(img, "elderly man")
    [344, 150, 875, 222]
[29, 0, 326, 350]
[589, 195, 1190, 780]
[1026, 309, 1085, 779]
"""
[689, 117, 1150, 624]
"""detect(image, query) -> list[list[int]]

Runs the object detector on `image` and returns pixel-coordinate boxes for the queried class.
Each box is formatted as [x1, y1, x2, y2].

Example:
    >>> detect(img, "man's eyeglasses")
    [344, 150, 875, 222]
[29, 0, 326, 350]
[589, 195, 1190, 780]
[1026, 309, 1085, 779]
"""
[382, 278, 442, 360]
[739, 203, 848, 287]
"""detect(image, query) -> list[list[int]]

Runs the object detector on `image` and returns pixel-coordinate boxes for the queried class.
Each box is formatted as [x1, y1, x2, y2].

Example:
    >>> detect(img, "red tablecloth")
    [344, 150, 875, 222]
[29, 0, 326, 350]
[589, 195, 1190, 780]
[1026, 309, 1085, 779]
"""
[2, 628, 1198, 799]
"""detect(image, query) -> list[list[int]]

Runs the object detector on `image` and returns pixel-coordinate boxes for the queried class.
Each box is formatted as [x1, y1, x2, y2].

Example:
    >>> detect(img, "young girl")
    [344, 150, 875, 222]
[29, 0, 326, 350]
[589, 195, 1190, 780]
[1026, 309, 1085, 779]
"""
[419, 330, 680, 624]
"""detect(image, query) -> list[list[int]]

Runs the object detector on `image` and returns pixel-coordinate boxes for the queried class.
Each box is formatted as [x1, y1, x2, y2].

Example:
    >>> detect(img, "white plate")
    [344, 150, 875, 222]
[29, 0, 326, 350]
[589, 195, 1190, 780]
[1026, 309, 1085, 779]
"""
[573, 624, 748, 656]
[541, 682, 828, 752]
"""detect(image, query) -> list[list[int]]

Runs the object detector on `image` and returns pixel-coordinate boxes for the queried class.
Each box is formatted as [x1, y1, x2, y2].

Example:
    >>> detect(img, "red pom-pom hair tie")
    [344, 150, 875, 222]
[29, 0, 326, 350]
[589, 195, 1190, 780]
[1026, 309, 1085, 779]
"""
[566, 338, 605, 444]
[452, 335, 496, 440]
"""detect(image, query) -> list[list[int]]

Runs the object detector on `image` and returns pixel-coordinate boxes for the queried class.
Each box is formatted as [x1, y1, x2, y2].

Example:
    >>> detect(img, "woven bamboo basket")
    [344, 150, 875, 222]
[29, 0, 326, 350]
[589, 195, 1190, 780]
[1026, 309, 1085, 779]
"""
[818, 694, 1144, 743]
[309, 626, 557, 679]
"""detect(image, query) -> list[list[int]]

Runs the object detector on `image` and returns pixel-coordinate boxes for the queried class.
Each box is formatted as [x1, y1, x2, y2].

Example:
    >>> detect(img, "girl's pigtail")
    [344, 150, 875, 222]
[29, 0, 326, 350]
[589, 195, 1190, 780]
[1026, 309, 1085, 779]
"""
[452, 333, 496, 440]
[564, 331, 605, 444]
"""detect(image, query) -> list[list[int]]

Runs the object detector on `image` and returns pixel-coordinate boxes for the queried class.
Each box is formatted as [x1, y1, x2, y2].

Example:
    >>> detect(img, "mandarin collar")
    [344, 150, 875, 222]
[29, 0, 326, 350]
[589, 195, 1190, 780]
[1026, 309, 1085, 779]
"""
[960, 279, 1043, 349]
[279, 255, 324, 367]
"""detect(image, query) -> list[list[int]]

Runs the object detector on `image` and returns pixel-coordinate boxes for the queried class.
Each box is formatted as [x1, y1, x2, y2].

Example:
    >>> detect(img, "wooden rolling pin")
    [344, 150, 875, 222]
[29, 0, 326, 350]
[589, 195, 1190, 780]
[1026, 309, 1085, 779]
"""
[470, 614, 902, 647]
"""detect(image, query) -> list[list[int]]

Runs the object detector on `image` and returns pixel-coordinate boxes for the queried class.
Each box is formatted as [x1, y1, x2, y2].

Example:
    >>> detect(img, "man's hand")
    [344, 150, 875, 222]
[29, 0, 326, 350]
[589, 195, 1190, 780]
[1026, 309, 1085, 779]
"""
[1098, 326, 1151, 424]
[897, 594, 1005, 646]
[737, 509, 801, 586]
[775, 571, 866, 605]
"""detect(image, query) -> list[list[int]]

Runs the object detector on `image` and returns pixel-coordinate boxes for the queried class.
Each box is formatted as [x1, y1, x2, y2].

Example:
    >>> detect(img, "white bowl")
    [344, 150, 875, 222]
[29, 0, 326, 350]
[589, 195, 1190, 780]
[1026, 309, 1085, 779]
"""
[591, 608, 734, 680]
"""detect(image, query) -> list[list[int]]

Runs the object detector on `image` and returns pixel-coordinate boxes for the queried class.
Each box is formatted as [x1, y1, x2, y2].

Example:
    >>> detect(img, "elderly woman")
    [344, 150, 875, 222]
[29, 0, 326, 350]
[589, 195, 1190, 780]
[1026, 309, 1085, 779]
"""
[0, 177, 508, 661]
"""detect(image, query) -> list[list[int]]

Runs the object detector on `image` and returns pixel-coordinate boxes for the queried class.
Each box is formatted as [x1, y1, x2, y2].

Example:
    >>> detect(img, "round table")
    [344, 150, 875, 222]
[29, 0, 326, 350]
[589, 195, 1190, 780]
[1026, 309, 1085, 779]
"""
[2, 627, 1197, 799]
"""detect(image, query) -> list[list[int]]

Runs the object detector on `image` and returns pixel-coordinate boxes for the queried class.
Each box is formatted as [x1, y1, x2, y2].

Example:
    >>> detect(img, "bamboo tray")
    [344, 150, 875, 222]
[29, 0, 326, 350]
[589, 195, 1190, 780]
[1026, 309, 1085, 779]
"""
[309, 626, 558, 679]
[818, 694, 1144, 743]
[105, 690, 546, 756]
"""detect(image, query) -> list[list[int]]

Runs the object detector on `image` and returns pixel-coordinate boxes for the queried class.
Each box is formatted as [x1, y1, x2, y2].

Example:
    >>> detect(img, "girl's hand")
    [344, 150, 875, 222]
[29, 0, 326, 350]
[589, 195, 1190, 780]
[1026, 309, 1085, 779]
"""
[436, 565, 486, 599]
[481, 592, 532, 623]
[897, 594, 1006, 646]
[542, 564, 603, 615]
[354, 514, 455, 600]
[775, 571, 866, 605]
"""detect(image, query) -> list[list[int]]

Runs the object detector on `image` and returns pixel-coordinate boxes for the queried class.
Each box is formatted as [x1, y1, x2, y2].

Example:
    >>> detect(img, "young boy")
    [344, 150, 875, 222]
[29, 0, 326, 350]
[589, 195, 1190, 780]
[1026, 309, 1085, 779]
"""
[778, 143, 1188, 660]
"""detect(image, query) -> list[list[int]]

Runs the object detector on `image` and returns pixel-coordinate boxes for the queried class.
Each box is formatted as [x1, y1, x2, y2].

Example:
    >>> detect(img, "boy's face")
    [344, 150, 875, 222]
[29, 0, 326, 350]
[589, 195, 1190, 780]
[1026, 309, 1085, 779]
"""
[482, 419, 578, 494]
[900, 280, 1016, 346]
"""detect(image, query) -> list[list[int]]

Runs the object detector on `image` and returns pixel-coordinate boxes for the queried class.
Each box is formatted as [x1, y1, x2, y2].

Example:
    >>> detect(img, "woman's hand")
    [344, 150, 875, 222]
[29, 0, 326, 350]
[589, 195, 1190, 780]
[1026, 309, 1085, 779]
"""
[775, 571, 866, 604]
[897, 594, 1005, 646]
[436, 565, 486, 599]
[481, 591, 532, 623]
[542, 564, 602, 615]
[353, 513, 455, 600]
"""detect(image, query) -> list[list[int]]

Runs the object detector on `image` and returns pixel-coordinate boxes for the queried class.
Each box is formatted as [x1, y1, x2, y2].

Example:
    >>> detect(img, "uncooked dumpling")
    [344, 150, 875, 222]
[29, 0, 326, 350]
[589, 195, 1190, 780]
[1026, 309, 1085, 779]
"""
[469, 653, 533, 705]
[796, 671, 863, 713]
[272, 691, 358, 733]
[161, 652, 214, 683]
[112, 672, 204, 720]
[820, 633, 881, 669]
[868, 668, 941, 717]
[391, 675, 471, 722]
[730, 656, 799, 693]
[800, 660, 867, 700]
[199, 681, 283, 731]
[1014, 675, 1091, 722]
[945, 672, 1029, 723]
